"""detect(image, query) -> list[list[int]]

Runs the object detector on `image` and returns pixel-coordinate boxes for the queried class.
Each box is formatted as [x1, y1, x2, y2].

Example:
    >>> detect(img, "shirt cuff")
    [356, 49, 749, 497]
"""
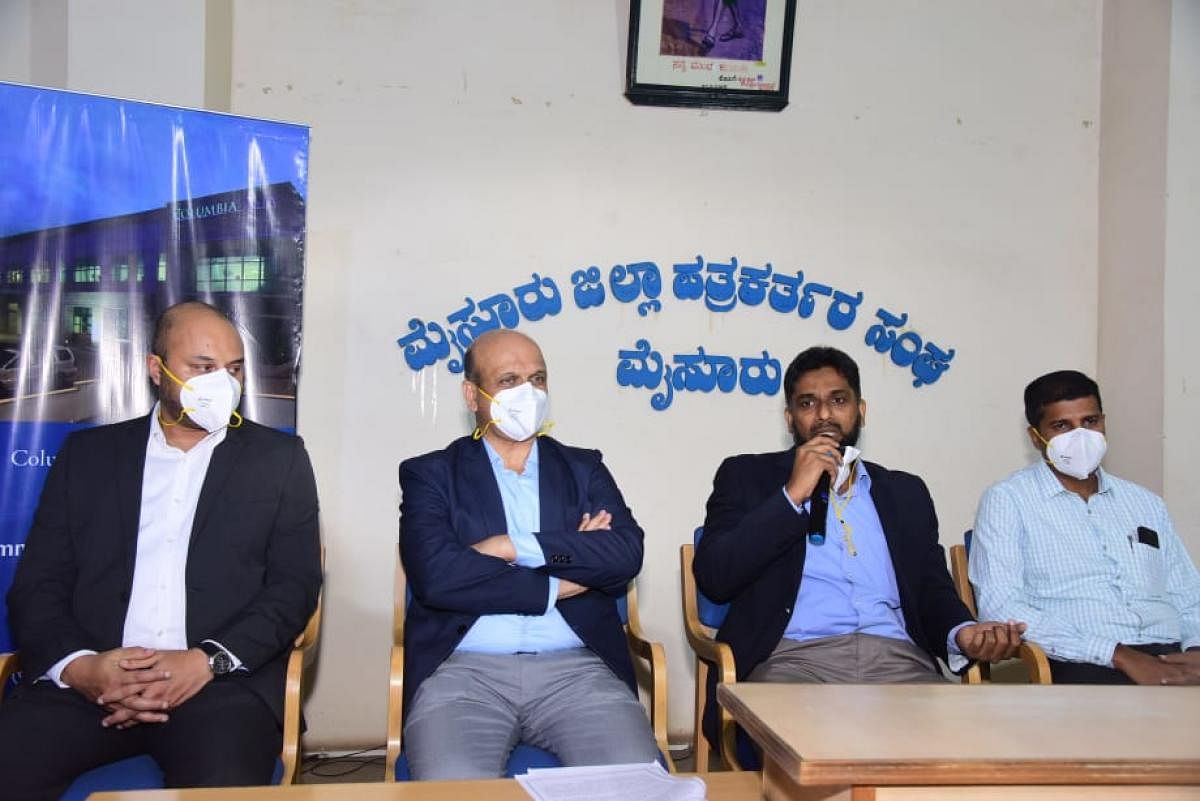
[946, 622, 970, 672]
[781, 486, 809, 514]
[511, 530, 547, 568]
[43, 649, 97, 688]
[546, 576, 560, 615]
[201, 639, 245, 672]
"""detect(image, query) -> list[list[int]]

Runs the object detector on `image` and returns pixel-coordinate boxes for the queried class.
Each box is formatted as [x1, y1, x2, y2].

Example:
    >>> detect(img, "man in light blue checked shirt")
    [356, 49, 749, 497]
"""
[971, 370, 1200, 685]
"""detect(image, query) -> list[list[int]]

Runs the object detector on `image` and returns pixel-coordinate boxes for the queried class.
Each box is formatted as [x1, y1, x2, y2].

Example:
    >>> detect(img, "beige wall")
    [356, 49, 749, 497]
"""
[1, 0, 1193, 751]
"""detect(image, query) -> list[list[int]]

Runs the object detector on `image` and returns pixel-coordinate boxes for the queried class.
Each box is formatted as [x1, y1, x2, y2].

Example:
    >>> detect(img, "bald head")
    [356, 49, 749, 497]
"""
[152, 301, 237, 363]
[462, 329, 543, 385]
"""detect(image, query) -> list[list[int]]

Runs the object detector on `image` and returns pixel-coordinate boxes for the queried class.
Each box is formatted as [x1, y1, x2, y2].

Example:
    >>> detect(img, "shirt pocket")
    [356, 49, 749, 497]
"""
[1130, 540, 1167, 597]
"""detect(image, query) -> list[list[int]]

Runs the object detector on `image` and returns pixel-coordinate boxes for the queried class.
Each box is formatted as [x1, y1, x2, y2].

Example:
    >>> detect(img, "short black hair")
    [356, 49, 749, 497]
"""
[1023, 370, 1102, 427]
[462, 343, 479, 384]
[783, 346, 862, 402]
[151, 300, 232, 362]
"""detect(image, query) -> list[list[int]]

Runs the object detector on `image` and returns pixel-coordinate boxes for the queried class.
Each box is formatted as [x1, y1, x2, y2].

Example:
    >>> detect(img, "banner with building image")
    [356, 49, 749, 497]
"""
[0, 82, 310, 651]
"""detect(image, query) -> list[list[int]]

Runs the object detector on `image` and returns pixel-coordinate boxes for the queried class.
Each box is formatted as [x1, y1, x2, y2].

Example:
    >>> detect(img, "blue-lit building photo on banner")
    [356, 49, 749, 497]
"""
[0, 82, 310, 652]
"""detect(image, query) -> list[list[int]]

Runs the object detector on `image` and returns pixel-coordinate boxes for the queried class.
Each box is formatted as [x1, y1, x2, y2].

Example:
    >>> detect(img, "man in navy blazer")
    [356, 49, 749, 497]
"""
[399, 329, 659, 780]
[0, 302, 321, 800]
[694, 346, 1024, 759]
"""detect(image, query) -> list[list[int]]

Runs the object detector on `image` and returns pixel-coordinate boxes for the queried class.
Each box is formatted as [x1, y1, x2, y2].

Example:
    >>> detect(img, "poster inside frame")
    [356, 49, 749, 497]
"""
[626, 0, 797, 111]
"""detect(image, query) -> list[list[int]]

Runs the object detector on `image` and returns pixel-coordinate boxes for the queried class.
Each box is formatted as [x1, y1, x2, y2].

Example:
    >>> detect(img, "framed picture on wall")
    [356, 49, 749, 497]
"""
[626, 0, 798, 111]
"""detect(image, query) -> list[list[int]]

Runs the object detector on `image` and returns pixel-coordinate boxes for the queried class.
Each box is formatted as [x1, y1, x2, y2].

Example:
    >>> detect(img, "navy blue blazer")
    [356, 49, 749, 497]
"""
[694, 448, 972, 746]
[398, 435, 644, 723]
[7, 415, 322, 725]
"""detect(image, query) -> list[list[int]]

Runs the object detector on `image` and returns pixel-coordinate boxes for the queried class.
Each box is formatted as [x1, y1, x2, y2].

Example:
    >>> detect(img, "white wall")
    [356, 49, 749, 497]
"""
[9, 0, 1193, 751]
[1163, 0, 1200, 558]
[227, 0, 1101, 747]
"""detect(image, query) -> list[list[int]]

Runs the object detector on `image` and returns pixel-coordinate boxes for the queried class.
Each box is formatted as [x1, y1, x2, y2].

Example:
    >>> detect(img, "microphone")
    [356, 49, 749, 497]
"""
[807, 472, 831, 545]
[807, 439, 842, 545]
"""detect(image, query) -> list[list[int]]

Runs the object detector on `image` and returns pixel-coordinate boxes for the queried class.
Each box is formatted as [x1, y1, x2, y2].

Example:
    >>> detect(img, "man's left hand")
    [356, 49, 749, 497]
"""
[956, 620, 1027, 662]
[103, 649, 213, 727]
[1155, 649, 1200, 684]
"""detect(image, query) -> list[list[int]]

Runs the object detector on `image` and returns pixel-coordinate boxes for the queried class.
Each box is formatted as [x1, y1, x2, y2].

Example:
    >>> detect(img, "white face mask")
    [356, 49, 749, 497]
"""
[158, 357, 243, 433]
[834, 445, 862, 492]
[474, 381, 550, 442]
[1040, 427, 1106, 480]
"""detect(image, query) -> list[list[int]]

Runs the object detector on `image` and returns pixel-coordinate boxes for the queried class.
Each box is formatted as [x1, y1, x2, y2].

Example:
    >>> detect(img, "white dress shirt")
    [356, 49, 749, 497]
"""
[44, 407, 236, 685]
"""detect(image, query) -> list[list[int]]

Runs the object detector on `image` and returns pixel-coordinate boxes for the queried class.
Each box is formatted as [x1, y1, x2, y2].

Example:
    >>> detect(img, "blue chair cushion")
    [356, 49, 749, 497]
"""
[60, 755, 284, 800]
[393, 743, 560, 780]
[693, 527, 730, 629]
[963, 529, 974, 555]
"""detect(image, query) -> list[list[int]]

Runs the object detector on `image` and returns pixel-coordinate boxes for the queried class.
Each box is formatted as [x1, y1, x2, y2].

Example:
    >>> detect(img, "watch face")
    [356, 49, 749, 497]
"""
[210, 650, 234, 675]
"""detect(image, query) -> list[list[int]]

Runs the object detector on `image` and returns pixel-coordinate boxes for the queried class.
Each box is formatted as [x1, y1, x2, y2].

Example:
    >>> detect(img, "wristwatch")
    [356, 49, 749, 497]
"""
[199, 642, 234, 676]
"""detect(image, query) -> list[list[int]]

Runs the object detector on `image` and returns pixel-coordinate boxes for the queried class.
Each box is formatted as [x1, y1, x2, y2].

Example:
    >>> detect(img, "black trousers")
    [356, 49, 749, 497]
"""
[1048, 642, 1181, 684]
[0, 679, 280, 801]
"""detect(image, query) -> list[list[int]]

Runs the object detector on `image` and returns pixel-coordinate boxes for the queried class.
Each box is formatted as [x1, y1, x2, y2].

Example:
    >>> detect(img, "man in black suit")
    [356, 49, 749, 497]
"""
[694, 346, 1022, 759]
[0, 301, 321, 800]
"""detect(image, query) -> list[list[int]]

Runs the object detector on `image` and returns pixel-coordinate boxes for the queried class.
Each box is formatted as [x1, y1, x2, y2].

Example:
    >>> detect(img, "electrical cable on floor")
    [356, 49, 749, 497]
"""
[301, 745, 387, 778]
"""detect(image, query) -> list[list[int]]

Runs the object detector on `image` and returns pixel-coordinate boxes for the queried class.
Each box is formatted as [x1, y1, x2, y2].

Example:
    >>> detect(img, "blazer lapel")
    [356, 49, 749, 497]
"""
[459, 437, 507, 540]
[866, 462, 913, 606]
[190, 427, 248, 541]
[115, 416, 152, 585]
[536, 438, 570, 534]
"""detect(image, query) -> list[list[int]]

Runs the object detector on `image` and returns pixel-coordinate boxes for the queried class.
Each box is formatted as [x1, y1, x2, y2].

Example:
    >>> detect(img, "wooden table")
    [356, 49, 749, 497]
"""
[717, 683, 1200, 801]
[88, 770, 763, 800]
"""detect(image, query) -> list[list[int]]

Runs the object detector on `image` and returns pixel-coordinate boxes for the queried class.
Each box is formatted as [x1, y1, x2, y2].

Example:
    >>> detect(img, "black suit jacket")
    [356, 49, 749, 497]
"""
[398, 435, 643, 724]
[694, 448, 972, 746]
[6, 415, 322, 725]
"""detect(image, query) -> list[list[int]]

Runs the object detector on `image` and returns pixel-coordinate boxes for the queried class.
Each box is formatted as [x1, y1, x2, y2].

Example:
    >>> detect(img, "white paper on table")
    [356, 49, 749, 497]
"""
[515, 761, 706, 801]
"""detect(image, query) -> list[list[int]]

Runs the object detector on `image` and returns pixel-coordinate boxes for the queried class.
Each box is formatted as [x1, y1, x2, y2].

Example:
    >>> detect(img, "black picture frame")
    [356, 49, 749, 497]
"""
[626, 0, 798, 111]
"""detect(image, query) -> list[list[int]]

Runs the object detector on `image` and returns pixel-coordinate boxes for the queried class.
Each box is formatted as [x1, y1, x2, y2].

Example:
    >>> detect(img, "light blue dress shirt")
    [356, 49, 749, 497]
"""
[782, 459, 968, 669]
[970, 461, 1200, 667]
[456, 439, 585, 654]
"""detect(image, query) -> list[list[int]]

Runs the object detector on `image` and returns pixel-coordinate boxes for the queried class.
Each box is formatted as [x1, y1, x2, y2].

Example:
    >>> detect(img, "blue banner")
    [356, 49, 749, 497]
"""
[0, 83, 310, 653]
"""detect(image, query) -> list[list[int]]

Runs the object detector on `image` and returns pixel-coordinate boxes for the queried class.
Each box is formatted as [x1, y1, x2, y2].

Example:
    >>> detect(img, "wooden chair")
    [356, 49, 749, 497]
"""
[680, 539, 740, 772]
[385, 556, 673, 780]
[949, 540, 1051, 684]
[0, 591, 322, 795]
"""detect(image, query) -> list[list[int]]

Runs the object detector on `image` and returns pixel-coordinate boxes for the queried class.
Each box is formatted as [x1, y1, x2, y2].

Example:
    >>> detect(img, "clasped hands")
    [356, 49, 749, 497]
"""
[470, 510, 612, 601]
[955, 620, 1027, 663]
[61, 646, 213, 729]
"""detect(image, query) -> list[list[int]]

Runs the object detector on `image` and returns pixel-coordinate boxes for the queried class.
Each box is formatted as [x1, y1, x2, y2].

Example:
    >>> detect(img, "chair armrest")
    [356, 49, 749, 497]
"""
[1020, 641, 1052, 684]
[0, 653, 19, 702]
[279, 645, 305, 785]
[384, 644, 404, 783]
[625, 625, 673, 773]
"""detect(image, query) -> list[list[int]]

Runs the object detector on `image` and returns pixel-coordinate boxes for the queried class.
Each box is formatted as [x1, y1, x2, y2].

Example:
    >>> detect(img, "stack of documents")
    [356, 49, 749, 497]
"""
[515, 762, 706, 801]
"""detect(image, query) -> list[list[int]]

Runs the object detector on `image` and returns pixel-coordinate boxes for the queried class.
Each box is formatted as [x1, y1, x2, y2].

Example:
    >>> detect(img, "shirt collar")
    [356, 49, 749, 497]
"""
[481, 436, 539, 477]
[1033, 458, 1111, 498]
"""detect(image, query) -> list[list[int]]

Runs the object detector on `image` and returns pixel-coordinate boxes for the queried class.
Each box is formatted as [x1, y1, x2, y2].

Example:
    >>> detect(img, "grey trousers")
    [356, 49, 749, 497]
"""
[747, 633, 947, 684]
[403, 649, 661, 780]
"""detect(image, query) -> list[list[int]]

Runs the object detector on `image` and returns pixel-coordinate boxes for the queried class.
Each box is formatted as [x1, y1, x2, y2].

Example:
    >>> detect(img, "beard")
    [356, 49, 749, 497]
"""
[792, 415, 863, 449]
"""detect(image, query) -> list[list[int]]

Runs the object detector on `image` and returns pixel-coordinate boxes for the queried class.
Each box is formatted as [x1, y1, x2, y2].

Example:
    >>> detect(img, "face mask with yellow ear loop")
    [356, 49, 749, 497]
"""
[1031, 425, 1106, 480]
[470, 381, 553, 441]
[156, 355, 244, 432]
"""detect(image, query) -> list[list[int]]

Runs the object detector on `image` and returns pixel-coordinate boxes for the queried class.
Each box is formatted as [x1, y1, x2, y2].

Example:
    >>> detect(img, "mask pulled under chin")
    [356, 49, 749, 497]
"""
[1039, 426, 1106, 480]
[472, 381, 551, 442]
[833, 445, 862, 492]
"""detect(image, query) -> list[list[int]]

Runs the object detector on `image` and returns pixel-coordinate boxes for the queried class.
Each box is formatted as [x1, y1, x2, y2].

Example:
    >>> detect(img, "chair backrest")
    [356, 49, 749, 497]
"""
[692, 528, 730, 629]
[949, 533, 978, 619]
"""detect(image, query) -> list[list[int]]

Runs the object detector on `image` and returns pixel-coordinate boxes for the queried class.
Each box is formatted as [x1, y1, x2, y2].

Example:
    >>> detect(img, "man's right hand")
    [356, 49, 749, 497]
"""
[60, 647, 170, 706]
[60, 647, 172, 728]
[784, 432, 843, 506]
[556, 578, 587, 599]
[1113, 644, 1200, 685]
